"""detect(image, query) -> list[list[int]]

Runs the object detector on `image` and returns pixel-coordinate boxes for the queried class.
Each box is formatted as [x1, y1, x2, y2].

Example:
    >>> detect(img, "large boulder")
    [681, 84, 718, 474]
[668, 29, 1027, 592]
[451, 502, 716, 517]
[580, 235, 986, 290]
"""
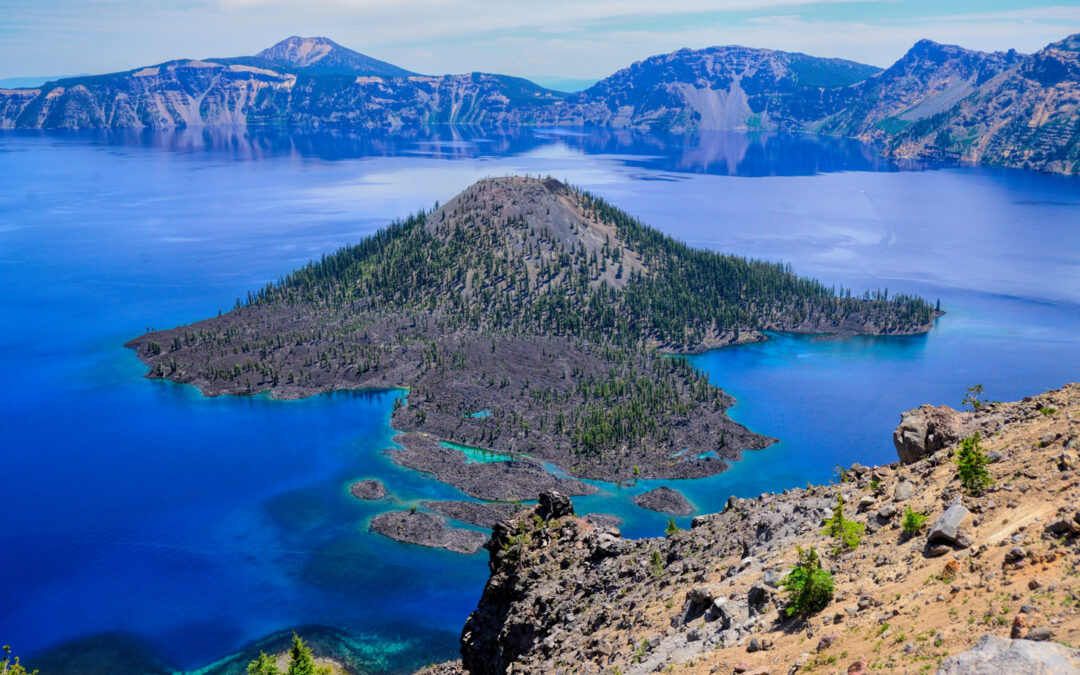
[894, 405, 966, 464]
[928, 502, 970, 544]
[937, 634, 1080, 674]
[537, 490, 573, 520]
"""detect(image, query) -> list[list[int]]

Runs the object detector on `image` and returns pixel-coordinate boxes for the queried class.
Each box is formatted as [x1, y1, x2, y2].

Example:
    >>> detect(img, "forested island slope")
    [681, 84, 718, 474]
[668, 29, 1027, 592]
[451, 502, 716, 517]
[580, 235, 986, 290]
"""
[128, 177, 938, 488]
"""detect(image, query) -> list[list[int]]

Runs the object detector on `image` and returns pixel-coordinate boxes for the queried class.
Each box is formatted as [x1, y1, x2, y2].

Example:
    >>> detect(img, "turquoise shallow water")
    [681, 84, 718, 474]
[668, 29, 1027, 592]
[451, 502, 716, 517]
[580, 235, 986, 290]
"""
[0, 127, 1078, 672]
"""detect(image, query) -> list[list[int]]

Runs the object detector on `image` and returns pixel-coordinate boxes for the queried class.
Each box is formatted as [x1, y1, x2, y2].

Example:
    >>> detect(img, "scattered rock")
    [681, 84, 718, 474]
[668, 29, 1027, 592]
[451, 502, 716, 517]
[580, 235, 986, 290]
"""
[349, 479, 388, 500]
[1044, 517, 1080, 536]
[926, 543, 952, 557]
[876, 504, 897, 520]
[1027, 626, 1055, 642]
[894, 481, 915, 502]
[632, 486, 694, 515]
[846, 659, 868, 675]
[817, 633, 840, 651]
[747, 584, 775, 616]
[928, 502, 970, 544]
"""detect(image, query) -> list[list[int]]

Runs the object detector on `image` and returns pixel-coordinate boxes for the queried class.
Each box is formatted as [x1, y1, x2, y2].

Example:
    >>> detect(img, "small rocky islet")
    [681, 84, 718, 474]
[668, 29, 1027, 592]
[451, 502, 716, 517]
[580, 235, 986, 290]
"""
[632, 486, 694, 515]
[348, 479, 388, 500]
[369, 510, 487, 555]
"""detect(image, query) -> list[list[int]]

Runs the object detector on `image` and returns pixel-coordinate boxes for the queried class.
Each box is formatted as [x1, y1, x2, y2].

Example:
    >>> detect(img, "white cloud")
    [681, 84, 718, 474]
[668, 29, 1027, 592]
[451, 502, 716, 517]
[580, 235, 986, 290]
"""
[0, 0, 1077, 80]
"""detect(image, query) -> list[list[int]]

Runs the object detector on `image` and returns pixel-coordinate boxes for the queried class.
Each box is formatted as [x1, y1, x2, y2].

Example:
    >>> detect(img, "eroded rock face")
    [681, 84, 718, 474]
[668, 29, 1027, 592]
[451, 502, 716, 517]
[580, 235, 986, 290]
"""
[937, 634, 1080, 674]
[538, 490, 573, 520]
[893, 405, 966, 464]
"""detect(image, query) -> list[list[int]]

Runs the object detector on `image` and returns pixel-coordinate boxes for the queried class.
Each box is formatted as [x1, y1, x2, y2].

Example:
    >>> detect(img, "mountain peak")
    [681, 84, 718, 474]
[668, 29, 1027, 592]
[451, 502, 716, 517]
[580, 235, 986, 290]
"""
[254, 36, 415, 77]
[1047, 33, 1080, 52]
[257, 36, 340, 68]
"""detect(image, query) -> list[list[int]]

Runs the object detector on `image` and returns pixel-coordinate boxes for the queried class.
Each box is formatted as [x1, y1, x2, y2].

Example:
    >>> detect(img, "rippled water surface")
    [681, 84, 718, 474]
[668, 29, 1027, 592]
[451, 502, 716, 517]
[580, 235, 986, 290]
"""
[1, 127, 1078, 672]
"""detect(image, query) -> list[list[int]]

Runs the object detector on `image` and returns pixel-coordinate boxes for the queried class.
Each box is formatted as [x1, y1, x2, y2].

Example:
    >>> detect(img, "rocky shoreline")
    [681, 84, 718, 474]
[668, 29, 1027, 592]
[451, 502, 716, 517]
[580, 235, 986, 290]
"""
[632, 486, 694, 515]
[369, 510, 488, 555]
[421, 500, 516, 529]
[426, 383, 1080, 674]
[386, 433, 599, 502]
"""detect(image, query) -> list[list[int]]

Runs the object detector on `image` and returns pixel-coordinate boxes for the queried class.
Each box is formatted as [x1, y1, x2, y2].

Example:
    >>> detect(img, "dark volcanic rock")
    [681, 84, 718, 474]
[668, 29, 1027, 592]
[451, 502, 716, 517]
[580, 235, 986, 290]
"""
[537, 490, 573, 519]
[388, 433, 598, 502]
[421, 500, 515, 528]
[348, 479, 388, 500]
[633, 486, 694, 515]
[928, 502, 970, 544]
[369, 510, 487, 554]
[583, 512, 624, 529]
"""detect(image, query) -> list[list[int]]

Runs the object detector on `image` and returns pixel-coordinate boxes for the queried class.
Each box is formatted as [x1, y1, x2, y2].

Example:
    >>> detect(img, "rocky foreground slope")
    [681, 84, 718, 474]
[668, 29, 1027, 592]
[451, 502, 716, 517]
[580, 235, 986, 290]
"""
[425, 384, 1080, 674]
[2, 34, 1077, 174]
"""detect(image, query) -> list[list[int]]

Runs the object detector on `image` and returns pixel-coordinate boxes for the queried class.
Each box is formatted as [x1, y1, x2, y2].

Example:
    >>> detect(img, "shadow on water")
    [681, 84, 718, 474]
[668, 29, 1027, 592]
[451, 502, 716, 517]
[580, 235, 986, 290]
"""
[31, 623, 461, 675]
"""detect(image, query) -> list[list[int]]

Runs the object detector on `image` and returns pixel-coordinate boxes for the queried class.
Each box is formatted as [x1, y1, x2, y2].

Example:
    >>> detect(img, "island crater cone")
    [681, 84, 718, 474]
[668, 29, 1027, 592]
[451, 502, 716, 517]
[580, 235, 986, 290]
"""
[127, 177, 939, 496]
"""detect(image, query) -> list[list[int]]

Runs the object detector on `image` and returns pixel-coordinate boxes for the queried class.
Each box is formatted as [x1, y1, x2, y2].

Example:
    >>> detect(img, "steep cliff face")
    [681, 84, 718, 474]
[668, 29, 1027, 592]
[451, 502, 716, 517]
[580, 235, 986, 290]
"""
[813, 39, 1026, 141]
[3, 61, 294, 129]
[0, 37, 563, 130]
[439, 384, 1080, 674]
[2, 34, 1078, 174]
[538, 46, 880, 131]
[886, 34, 1080, 174]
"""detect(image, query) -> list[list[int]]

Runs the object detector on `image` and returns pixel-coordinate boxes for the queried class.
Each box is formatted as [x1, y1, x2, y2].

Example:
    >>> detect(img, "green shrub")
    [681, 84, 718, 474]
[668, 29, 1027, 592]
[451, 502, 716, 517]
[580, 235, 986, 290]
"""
[961, 384, 985, 410]
[781, 546, 835, 617]
[248, 652, 281, 675]
[664, 518, 681, 536]
[956, 433, 993, 495]
[901, 506, 929, 535]
[1, 645, 37, 675]
[821, 493, 864, 552]
[246, 635, 329, 675]
[649, 550, 664, 578]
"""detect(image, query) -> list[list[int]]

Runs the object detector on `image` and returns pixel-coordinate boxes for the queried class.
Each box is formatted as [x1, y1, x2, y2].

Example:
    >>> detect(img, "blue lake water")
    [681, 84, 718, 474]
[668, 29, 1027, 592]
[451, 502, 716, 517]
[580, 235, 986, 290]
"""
[1, 126, 1078, 672]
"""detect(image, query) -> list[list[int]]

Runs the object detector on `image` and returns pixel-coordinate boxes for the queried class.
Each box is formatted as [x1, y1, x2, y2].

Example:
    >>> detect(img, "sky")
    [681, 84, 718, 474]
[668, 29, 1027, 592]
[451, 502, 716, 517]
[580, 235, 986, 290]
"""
[1, 0, 1078, 82]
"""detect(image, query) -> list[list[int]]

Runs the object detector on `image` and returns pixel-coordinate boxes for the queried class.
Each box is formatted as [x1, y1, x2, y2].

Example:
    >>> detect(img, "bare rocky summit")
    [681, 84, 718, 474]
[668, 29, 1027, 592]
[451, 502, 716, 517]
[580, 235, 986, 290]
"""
[429, 384, 1080, 674]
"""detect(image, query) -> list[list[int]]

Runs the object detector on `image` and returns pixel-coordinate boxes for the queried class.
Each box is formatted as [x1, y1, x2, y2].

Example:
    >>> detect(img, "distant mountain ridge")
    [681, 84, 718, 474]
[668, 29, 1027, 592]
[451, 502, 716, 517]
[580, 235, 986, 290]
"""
[1, 33, 1077, 174]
